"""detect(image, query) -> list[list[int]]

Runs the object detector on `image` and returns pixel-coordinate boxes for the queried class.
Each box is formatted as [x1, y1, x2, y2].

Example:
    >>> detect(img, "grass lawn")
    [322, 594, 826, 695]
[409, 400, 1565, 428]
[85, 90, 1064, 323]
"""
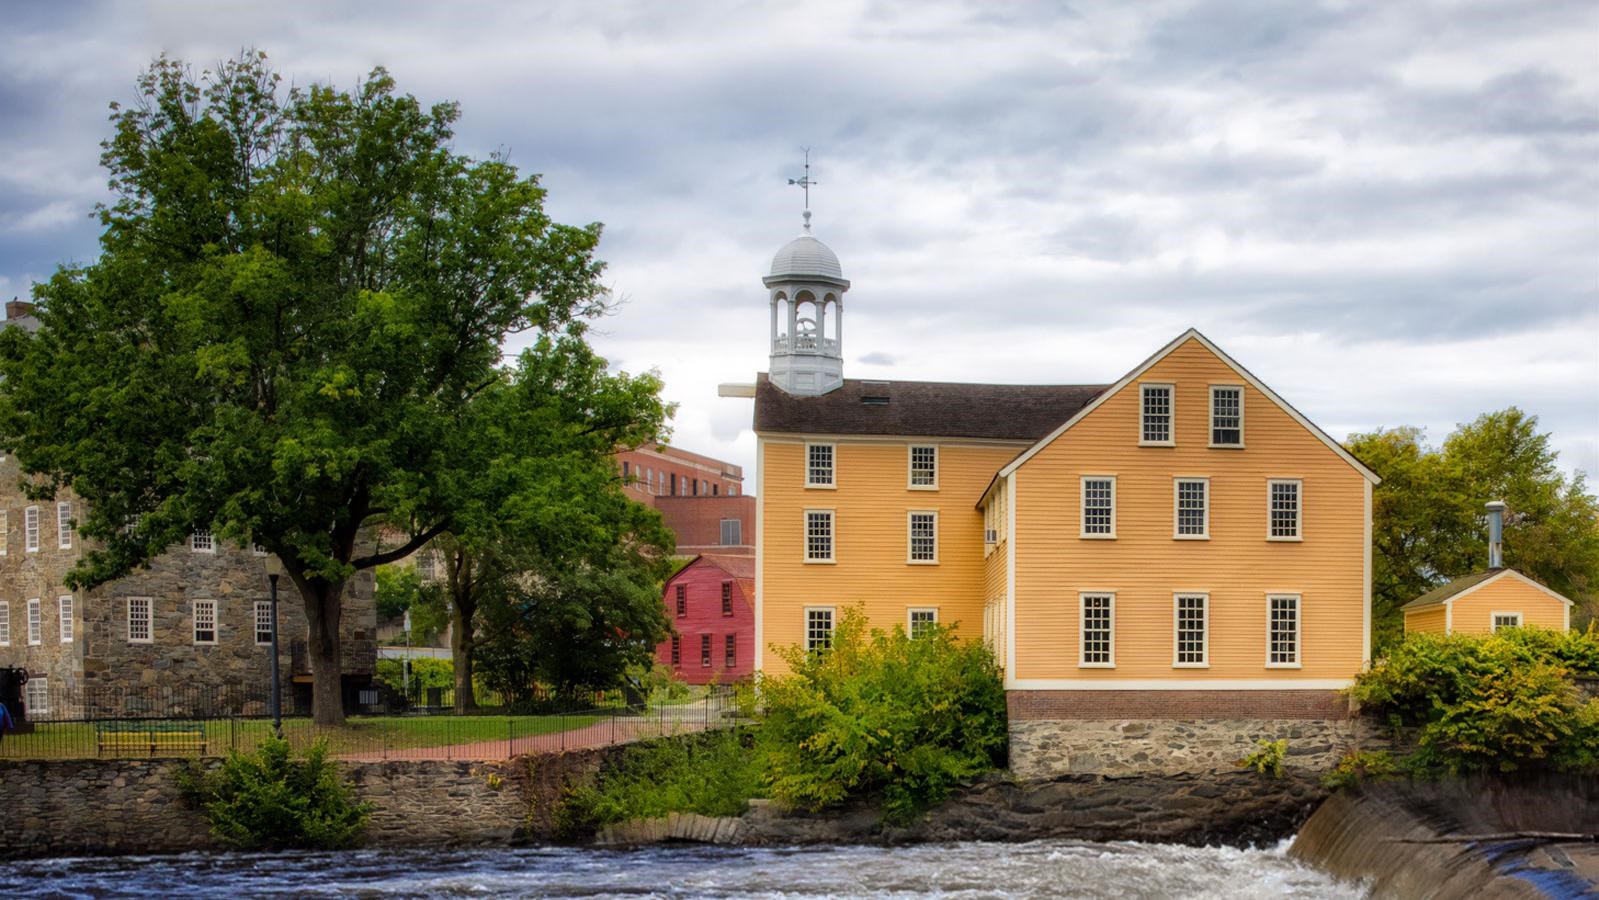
[0, 713, 608, 760]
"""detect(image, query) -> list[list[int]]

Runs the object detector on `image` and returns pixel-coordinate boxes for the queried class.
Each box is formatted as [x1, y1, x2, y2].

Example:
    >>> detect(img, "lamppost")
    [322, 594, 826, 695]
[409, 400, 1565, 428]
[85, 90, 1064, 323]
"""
[264, 555, 284, 739]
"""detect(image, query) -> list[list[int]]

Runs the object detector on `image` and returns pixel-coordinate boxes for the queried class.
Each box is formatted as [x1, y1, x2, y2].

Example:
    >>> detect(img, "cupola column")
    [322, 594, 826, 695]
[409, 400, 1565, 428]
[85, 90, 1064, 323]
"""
[763, 214, 850, 396]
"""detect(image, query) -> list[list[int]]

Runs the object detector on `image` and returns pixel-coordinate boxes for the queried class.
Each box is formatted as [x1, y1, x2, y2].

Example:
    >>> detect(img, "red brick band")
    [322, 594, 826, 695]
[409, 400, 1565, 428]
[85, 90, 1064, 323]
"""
[1007, 690, 1352, 721]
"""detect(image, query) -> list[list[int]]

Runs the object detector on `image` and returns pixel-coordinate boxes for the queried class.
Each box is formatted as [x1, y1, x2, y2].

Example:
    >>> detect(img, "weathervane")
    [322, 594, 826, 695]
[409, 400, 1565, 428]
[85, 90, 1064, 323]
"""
[787, 148, 816, 232]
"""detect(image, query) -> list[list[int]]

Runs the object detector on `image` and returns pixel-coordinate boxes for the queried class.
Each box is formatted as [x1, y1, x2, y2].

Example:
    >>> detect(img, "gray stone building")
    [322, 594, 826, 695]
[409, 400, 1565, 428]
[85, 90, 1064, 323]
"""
[0, 302, 376, 718]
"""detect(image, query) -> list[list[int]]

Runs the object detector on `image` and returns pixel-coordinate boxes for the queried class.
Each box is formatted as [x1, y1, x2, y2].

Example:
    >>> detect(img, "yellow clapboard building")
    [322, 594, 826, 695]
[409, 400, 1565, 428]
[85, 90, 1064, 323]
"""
[721, 219, 1380, 746]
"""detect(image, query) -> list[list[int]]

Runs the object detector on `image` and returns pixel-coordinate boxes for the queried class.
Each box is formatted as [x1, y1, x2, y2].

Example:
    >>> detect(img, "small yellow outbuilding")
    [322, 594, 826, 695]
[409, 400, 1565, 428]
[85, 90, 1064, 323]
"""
[1400, 568, 1572, 636]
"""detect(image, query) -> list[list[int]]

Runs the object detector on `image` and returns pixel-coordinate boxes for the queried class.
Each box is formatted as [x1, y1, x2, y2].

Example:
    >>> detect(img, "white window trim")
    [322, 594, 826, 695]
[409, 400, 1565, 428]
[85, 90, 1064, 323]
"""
[58, 595, 74, 644]
[906, 510, 939, 565]
[804, 605, 837, 652]
[1138, 382, 1176, 447]
[1173, 477, 1211, 540]
[804, 442, 837, 489]
[907, 606, 939, 636]
[1079, 475, 1118, 539]
[802, 508, 836, 564]
[193, 598, 219, 645]
[25, 505, 39, 553]
[1172, 593, 1210, 668]
[907, 444, 940, 491]
[1208, 384, 1246, 448]
[1078, 592, 1117, 669]
[1490, 611, 1523, 632]
[1, 509, 9, 556]
[1267, 478, 1304, 542]
[127, 596, 154, 644]
[1265, 593, 1302, 669]
[191, 530, 216, 553]
[254, 600, 274, 646]
[27, 598, 42, 646]
[25, 676, 47, 715]
[0, 600, 9, 646]
[57, 501, 73, 549]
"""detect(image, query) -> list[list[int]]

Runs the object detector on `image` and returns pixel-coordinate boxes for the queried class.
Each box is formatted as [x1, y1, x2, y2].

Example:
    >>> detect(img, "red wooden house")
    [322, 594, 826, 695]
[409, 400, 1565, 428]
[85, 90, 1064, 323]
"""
[655, 554, 755, 684]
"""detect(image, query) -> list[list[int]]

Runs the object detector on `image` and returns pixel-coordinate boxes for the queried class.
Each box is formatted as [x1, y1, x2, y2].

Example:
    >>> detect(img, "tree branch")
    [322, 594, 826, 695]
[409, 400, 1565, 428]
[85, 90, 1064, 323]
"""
[352, 521, 450, 569]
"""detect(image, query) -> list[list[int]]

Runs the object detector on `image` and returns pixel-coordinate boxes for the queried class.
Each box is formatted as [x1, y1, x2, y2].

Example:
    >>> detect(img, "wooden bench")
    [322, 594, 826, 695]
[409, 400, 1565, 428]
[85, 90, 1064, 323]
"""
[95, 720, 208, 757]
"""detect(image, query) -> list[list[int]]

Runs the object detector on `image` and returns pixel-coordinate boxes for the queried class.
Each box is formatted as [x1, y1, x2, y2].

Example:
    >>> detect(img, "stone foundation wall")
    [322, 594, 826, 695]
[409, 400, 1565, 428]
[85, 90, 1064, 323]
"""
[1009, 717, 1390, 779]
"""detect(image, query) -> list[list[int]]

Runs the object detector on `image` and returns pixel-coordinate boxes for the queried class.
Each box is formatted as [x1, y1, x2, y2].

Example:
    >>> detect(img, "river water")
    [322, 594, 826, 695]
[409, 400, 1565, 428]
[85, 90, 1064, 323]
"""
[3, 840, 1363, 898]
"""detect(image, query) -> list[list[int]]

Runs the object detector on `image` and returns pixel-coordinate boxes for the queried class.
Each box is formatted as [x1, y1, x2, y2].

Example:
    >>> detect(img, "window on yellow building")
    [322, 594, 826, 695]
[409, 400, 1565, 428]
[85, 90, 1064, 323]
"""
[1491, 612, 1522, 632]
[908, 607, 938, 638]
[805, 510, 835, 562]
[806, 443, 835, 487]
[908, 511, 938, 563]
[1267, 594, 1300, 667]
[1268, 480, 1302, 540]
[909, 445, 938, 489]
[805, 607, 835, 651]
[1174, 594, 1208, 667]
[1210, 385, 1244, 447]
[1080, 593, 1115, 667]
[1174, 479, 1209, 539]
[1081, 476, 1116, 538]
[1140, 383, 1174, 445]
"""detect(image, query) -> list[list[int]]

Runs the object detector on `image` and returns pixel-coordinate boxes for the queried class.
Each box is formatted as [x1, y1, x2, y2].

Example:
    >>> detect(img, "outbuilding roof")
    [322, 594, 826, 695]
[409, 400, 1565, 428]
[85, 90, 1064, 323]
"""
[1400, 567, 1573, 612]
[753, 373, 1107, 441]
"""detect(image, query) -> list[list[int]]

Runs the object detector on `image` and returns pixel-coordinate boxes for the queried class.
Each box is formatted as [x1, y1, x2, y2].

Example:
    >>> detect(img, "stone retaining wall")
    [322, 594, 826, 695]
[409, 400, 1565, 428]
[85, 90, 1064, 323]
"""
[1008, 717, 1391, 778]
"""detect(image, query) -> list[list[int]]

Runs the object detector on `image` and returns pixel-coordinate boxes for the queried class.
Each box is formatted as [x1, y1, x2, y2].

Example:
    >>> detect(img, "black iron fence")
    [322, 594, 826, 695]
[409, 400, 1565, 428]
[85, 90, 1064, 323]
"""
[0, 686, 739, 762]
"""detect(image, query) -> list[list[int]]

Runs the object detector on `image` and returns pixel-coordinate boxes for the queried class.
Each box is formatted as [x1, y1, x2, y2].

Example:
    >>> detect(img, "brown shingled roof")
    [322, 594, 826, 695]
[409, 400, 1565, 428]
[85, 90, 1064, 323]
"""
[1400, 569, 1506, 611]
[753, 373, 1107, 441]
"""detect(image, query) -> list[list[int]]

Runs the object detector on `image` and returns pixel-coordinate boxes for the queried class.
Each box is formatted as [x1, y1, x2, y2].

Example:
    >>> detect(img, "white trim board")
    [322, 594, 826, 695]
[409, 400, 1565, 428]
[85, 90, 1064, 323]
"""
[995, 328, 1382, 486]
[1005, 678, 1355, 691]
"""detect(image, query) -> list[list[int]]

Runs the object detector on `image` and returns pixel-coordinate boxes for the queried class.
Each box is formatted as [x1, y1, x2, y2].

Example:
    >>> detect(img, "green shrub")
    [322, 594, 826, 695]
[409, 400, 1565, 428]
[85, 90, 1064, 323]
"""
[374, 657, 456, 698]
[1321, 749, 1400, 790]
[181, 737, 372, 849]
[758, 608, 1008, 824]
[1352, 628, 1599, 776]
[558, 730, 762, 834]
[1237, 739, 1288, 778]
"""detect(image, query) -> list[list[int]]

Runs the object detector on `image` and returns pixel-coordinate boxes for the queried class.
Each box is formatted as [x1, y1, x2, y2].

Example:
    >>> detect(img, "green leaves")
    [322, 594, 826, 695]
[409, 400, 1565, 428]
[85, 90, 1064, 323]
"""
[187, 736, 373, 850]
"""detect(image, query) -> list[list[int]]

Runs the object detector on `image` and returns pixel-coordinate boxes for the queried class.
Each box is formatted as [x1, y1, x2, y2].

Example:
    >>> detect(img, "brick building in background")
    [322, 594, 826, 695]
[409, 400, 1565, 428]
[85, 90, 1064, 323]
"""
[655, 554, 755, 683]
[617, 444, 754, 556]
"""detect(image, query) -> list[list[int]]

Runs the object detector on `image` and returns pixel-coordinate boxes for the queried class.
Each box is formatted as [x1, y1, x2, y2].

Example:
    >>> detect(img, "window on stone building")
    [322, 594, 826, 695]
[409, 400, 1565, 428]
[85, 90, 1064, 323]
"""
[1174, 478, 1209, 539]
[1210, 385, 1244, 446]
[1141, 383, 1174, 445]
[57, 501, 73, 549]
[909, 445, 938, 488]
[417, 550, 437, 582]
[191, 529, 215, 553]
[1080, 594, 1115, 667]
[805, 443, 835, 487]
[27, 598, 41, 645]
[1081, 477, 1116, 538]
[25, 505, 39, 553]
[1268, 594, 1301, 666]
[721, 581, 733, 616]
[0, 601, 8, 645]
[58, 595, 73, 644]
[805, 510, 834, 562]
[908, 607, 938, 639]
[25, 676, 47, 716]
[719, 518, 741, 546]
[127, 597, 153, 643]
[670, 635, 681, 666]
[1174, 594, 1208, 666]
[700, 634, 712, 668]
[0, 509, 8, 556]
[193, 599, 218, 644]
[254, 601, 274, 645]
[1269, 480, 1302, 540]
[908, 511, 937, 563]
[675, 584, 687, 616]
[806, 607, 834, 652]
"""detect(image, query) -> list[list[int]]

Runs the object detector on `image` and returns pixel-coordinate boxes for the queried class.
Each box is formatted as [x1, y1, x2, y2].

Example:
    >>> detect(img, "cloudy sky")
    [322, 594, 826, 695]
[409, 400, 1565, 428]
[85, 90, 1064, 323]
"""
[2, 0, 1596, 485]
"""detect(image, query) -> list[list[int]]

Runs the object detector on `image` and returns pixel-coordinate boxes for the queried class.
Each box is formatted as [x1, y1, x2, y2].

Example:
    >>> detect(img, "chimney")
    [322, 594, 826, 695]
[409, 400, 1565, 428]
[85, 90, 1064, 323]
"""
[4, 299, 34, 320]
[1485, 500, 1507, 569]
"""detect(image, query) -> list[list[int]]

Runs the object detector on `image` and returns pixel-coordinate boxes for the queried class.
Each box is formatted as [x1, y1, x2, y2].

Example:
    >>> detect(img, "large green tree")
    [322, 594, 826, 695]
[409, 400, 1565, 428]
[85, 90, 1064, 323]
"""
[0, 52, 666, 723]
[1349, 408, 1599, 648]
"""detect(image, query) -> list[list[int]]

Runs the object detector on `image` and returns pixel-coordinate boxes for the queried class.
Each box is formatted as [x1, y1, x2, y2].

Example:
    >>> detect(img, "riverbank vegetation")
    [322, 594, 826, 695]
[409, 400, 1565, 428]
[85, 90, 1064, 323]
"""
[180, 737, 372, 849]
[559, 609, 1008, 831]
[1347, 627, 1599, 778]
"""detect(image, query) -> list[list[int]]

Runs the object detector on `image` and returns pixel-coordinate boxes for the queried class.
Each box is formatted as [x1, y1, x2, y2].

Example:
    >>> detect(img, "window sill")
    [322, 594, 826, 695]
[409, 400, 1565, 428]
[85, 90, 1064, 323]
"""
[1079, 533, 1117, 540]
[804, 483, 837, 490]
[1207, 443, 1246, 450]
[906, 559, 940, 566]
[802, 559, 836, 565]
[1265, 663, 1303, 670]
[1138, 440, 1176, 448]
[907, 484, 939, 492]
[1172, 662, 1211, 669]
[1266, 536, 1304, 543]
[1173, 534, 1210, 541]
[1078, 662, 1116, 669]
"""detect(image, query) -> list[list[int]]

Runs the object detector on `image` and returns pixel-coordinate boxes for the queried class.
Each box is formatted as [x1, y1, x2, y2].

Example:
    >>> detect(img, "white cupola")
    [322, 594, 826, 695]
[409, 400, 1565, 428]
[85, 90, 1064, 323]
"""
[766, 210, 849, 396]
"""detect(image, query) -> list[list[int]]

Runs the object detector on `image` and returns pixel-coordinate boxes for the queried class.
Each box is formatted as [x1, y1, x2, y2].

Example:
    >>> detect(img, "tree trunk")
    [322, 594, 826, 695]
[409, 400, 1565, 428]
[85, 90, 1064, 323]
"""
[301, 577, 348, 726]
[451, 603, 476, 714]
